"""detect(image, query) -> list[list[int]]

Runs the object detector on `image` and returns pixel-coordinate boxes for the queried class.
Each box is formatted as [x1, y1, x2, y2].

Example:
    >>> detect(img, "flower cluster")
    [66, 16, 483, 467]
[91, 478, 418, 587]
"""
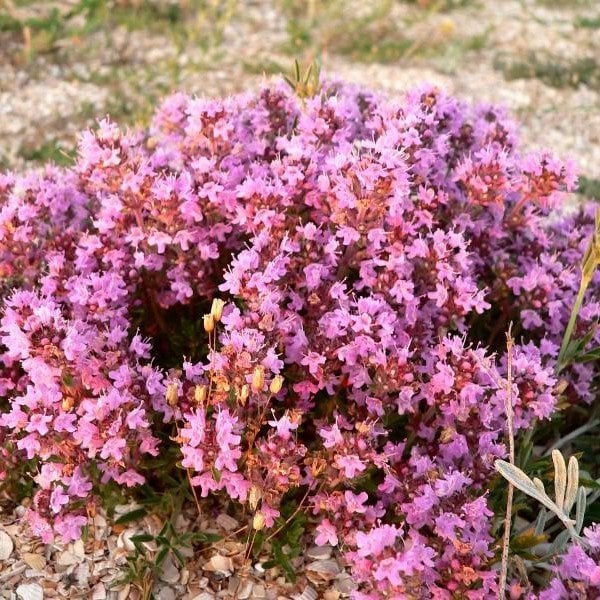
[0, 79, 598, 596]
[539, 525, 600, 599]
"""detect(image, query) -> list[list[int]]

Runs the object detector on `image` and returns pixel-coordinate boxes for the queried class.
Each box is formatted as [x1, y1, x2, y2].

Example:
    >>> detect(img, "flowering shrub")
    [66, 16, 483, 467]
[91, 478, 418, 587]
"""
[1, 79, 599, 597]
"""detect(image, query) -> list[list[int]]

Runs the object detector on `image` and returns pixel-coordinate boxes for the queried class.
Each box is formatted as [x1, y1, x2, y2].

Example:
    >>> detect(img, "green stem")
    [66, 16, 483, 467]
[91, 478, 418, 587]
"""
[557, 278, 589, 370]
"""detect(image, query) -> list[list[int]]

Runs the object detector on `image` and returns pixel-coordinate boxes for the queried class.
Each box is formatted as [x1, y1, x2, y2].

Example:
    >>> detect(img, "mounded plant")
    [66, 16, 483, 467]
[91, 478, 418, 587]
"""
[1, 77, 599, 598]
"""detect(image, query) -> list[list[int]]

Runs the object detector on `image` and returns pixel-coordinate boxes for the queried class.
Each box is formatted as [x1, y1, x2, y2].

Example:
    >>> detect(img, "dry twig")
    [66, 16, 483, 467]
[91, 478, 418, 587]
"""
[498, 324, 515, 599]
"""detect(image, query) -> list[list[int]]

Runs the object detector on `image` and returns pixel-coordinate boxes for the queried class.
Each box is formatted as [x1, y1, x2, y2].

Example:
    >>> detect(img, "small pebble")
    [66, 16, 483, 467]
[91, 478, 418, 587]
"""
[306, 545, 332, 560]
[16, 583, 43, 600]
[91, 583, 106, 600]
[0, 530, 14, 561]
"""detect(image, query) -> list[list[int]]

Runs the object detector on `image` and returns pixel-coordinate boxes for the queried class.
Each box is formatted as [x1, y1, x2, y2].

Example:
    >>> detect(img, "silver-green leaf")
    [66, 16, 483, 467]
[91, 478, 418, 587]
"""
[564, 456, 580, 516]
[495, 460, 575, 530]
[552, 449, 567, 512]
[534, 507, 548, 536]
[575, 487, 586, 534]
[549, 529, 571, 554]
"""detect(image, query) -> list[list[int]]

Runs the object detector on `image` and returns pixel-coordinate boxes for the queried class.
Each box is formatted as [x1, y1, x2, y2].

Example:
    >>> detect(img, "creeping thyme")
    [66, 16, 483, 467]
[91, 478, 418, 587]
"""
[0, 80, 598, 597]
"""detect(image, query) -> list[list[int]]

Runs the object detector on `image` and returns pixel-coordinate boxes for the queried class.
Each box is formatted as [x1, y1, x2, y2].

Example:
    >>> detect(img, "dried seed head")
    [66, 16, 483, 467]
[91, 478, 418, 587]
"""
[203, 314, 215, 333]
[355, 421, 371, 435]
[166, 382, 179, 407]
[194, 384, 207, 405]
[248, 485, 262, 511]
[554, 379, 569, 395]
[238, 384, 250, 406]
[251, 365, 265, 393]
[86, 500, 97, 518]
[210, 298, 225, 322]
[252, 511, 266, 531]
[439, 426, 455, 444]
[215, 377, 230, 394]
[269, 375, 284, 395]
[308, 457, 327, 478]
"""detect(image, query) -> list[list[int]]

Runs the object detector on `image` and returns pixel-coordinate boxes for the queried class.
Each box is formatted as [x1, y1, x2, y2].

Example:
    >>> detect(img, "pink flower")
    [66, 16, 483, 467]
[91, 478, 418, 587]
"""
[54, 514, 88, 543]
[315, 519, 338, 546]
[267, 412, 298, 440]
[50, 487, 70, 514]
[335, 454, 366, 478]
[355, 525, 400, 557]
[301, 352, 326, 376]
[99, 437, 126, 461]
[25, 413, 52, 436]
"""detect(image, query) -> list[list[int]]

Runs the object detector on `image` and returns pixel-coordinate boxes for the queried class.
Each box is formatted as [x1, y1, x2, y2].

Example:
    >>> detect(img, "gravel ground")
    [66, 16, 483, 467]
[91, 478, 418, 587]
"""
[1, 0, 600, 597]
[0, 500, 354, 599]
[1, 0, 599, 181]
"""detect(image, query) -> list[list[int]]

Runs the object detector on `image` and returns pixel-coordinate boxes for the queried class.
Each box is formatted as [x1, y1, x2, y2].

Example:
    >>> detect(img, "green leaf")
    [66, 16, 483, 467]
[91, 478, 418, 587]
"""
[575, 346, 600, 363]
[212, 467, 221, 483]
[172, 546, 185, 567]
[115, 508, 147, 525]
[578, 477, 600, 489]
[155, 546, 169, 568]
[272, 544, 296, 582]
[130, 534, 154, 543]
[518, 437, 534, 470]
[190, 531, 221, 544]
[561, 327, 597, 367]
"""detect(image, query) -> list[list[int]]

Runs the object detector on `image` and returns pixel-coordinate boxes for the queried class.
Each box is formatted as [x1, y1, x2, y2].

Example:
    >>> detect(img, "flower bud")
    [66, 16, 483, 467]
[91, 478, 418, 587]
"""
[203, 314, 215, 333]
[248, 485, 262, 511]
[210, 298, 225, 322]
[251, 365, 265, 393]
[194, 384, 207, 404]
[61, 396, 74, 412]
[581, 209, 600, 284]
[252, 511, 266, 531]
[269, 375, 284, 395]
[166, 382, 179, 407]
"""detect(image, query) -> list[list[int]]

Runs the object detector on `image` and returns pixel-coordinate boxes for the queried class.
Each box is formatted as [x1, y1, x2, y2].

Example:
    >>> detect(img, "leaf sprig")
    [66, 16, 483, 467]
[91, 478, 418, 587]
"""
[284, 58, 321, 99]
[495, 449, 587, 545]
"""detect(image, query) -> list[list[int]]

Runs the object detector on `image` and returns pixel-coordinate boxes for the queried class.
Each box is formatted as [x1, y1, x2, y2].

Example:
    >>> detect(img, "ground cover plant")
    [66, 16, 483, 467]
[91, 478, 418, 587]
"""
[1, 72, 600, 598]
